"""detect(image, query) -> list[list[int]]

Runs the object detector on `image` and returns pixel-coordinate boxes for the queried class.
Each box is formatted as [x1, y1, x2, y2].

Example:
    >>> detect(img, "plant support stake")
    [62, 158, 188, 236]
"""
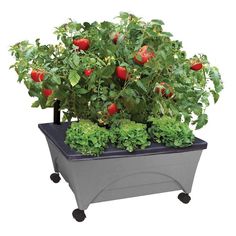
[53, 100, 61, 125]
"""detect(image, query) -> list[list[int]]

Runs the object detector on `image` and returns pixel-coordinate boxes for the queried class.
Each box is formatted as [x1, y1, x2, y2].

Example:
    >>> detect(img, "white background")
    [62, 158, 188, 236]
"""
[0, 0, 235, 235]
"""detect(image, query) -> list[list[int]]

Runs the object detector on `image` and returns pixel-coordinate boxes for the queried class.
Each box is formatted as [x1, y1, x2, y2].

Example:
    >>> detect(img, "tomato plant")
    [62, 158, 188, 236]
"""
[10, 12, 223, 130]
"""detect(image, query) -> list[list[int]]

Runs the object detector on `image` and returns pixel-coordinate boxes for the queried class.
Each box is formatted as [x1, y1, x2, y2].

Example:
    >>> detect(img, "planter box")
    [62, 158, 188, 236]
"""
[39, 122, 207, 221]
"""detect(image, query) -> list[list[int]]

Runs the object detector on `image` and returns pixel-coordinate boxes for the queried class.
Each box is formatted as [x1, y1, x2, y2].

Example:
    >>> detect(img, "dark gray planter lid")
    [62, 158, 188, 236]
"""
[38, 122, 207, 161]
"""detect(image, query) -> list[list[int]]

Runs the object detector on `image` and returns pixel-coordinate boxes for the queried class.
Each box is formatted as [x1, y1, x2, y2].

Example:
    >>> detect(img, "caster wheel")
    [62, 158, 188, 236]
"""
[50, 173, 61, 183]
[72, 209, 86, 222]
[178, 192, 191, 204]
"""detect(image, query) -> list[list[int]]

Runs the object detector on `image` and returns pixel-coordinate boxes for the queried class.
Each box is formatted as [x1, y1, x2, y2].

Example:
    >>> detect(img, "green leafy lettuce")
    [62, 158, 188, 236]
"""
[65, 120, 109, 156]
[110, 119, 151, 152]
[148, 116, 195, 148]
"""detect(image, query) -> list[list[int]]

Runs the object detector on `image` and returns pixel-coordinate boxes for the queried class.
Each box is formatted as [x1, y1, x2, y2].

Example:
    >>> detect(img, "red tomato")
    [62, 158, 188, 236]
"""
[107, 103, 118, 116]
[134, 54, 149, 65]
[31, 70, 38, 81]
[155, 82, 174, 98]
[84, 69, 94, 77]
[42, 89, 53, 97]
[38, 72, 44, 81]
[116, 66, 128, 80]
[190, 63, 203, 71]
[112, 32, 120, 44]
[73, 38, 90, 51]
[134, 45, 155, 65]
[31, 70, 44, 82]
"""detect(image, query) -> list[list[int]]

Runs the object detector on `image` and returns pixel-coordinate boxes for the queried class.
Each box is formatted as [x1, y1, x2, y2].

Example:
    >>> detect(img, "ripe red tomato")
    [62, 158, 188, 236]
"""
[73, 38, 90, 51]
[107, 103, 118, 116]
[38, 72, 44, 81]
[190, 63, 203, 71]
[84, 69, 94, 77]
[134, 45, 155, 65]
[31, 70, 38, 81]
[31, 70, 44, 82]
[112, 32, 120, 44]
[155, 82, 174, 98]
[42, 89, 53, 97]
[116, 66, 128, 80]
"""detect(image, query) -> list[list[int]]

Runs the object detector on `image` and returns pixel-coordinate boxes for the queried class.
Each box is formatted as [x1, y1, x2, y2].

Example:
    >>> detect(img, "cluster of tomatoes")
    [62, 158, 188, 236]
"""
[30, 70, 53, 97]
[31, 33, 203, 116]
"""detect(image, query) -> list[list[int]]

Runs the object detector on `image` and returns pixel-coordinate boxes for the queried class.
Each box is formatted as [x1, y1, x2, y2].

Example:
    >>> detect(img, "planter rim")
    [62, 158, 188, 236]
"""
[38, 122, 207, 161]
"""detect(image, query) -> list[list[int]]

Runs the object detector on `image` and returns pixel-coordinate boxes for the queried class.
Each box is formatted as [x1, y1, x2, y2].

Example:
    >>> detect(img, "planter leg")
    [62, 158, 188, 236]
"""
[50, 173, 61, 183]
[178, 192, 191, 204]
[72, 209, 86, 222]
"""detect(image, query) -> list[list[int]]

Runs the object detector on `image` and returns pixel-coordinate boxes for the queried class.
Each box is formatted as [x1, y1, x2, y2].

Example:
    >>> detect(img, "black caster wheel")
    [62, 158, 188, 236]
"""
[178, 192, 191, 204]
[50, 173, 61, 183]
[72, 209, 86, 222]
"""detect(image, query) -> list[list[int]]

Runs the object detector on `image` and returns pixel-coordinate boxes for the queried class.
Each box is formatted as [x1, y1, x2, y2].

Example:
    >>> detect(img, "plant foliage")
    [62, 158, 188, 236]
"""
[65, 120, 109, 156]
[10, 12, 223, 131]
[110, 119, 151, 152]
[148, 116, 195, 147]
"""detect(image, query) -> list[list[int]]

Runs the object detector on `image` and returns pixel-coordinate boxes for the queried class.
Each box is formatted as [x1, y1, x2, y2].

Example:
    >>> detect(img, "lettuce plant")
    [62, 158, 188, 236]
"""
[65, 120, 109, 156]
[110, 119, 150, 152]
[148, 116, 195, 147]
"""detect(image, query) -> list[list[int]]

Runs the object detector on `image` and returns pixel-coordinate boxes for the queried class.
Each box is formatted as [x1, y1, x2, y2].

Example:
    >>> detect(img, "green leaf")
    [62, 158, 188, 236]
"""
[83, 22, 91, 29]
[118, 12, 130, 21]
[209, 67, 223, 93]
[200, 92, 210, 106]
[31, 100, 40, 107]
[69, 70, 80, 87]
[91, 95, 97, 101]
[50, 68, 59, 73]
[52, 75, 61, 85]
[123, 88, 136, 97]
[72, 54, 80, 67]
[101, 65, 115, 78]
[109, 91, 117, 98]
[135, 80, 147, 92]
[159, 32, 173, 37]
[192, 103, 202, 116]
[196, 114, 208, 129]
[46, 96, 55, 106]
[156, 101, 165, 115]
[210, 90, 220, 103]
[101, 94, 107, 101]
[90, 58, 96, 64]
[62, 114, 68, 122]
[78, 88, 88, 94]
[151, 19, 164, 25]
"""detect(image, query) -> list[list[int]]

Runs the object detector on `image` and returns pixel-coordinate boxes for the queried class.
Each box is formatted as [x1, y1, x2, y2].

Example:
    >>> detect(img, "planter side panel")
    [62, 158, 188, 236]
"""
[46, 139, 202, 210]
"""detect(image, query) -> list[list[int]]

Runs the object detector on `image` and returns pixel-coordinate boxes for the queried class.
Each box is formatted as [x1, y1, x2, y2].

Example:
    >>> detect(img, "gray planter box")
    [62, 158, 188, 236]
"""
[39, 122, 207, 222]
